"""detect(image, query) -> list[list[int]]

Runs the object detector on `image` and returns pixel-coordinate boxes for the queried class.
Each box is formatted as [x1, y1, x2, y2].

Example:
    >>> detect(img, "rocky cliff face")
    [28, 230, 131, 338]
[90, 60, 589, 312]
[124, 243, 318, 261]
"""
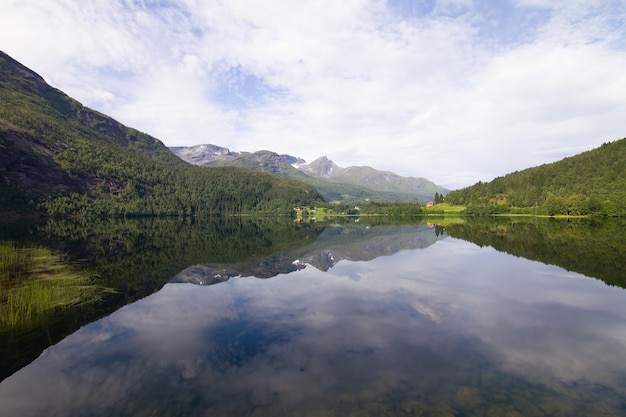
[230, 150, 299, 175]
[170, 145, 305, 174]
[0, 122, 80, 196]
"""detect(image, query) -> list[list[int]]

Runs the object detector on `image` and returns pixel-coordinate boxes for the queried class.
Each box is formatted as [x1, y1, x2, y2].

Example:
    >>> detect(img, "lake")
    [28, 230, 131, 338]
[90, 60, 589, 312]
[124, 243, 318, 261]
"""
[1, 216, 625, 416]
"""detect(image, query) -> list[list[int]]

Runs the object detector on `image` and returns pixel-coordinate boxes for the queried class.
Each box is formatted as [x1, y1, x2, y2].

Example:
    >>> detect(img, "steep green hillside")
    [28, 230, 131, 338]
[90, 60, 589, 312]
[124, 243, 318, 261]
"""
[446, 139, 626, 216]
[0, 51, 323, 216]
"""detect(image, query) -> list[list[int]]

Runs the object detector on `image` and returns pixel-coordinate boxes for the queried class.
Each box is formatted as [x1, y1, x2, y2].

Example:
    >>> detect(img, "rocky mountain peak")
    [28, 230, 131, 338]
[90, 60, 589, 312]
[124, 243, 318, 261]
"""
[169, 144, 239, 165]
[300, 156, 342, 178]
[281, 154, 307, 167]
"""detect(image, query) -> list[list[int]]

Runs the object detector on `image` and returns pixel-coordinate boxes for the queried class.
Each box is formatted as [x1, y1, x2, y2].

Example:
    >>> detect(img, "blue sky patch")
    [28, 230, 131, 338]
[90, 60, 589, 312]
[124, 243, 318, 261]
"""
[213, 65, 286, 109]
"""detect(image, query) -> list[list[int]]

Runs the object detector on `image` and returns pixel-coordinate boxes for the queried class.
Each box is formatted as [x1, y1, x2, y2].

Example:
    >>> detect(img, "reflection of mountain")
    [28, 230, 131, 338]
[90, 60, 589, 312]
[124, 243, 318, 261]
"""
[300, 224, 445, 269]
[169, 257, 307, 284]
[171, 224, 445, 285]
[445, 217, 626, 289]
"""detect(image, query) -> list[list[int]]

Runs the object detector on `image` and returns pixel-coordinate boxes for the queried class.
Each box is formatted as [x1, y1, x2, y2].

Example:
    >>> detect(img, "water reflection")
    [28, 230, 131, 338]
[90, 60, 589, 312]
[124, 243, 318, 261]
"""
[445, 217, 626, 287]
[171, 223, 443, 283]
[2, 232, 626, 416]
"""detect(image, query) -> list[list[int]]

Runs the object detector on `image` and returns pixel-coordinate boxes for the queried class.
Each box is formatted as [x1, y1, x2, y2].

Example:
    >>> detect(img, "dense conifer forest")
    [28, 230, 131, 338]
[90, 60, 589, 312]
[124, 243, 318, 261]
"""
[0, 51, 323, 217]
[446, 139, 626, 216]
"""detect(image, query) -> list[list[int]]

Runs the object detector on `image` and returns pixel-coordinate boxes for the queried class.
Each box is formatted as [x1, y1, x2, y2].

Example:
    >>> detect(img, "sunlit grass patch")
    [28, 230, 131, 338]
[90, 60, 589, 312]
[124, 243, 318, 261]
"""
[422, 203, 466, 215]
[0, 242, 108, 330]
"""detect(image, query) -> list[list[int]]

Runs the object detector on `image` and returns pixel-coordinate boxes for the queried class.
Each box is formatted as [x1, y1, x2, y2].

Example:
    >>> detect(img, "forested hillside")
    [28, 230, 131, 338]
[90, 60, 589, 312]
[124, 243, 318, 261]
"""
[446, 139, 626, 216]
[0, 51, 323, 217]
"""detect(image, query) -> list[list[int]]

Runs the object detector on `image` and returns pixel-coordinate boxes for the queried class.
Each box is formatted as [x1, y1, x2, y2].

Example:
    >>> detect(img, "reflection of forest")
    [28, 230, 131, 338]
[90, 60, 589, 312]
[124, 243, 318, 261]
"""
[445, 217, 626, 289]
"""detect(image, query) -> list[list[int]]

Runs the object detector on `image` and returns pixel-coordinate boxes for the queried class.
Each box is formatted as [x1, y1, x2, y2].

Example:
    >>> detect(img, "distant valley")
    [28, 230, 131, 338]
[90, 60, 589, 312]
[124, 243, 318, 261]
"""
[171, 144, 449, 203]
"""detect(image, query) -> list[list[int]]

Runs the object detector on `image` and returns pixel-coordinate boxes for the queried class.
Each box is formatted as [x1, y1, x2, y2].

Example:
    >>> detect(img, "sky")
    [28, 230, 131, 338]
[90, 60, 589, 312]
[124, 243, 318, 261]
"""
[1, 0, 625, 189]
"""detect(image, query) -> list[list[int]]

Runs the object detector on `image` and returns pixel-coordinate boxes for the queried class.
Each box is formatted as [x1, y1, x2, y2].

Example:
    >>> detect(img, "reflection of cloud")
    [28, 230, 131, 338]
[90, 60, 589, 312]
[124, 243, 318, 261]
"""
[411, 299, 446, 323]
[472, 300, 626, 384]
[2, 239, 626, 415]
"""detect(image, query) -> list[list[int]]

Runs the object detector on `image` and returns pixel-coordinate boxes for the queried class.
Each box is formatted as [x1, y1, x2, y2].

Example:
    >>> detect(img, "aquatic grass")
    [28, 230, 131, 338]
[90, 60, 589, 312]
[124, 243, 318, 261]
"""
[0, 242, 35, 280]
[0, 242, 108, 330]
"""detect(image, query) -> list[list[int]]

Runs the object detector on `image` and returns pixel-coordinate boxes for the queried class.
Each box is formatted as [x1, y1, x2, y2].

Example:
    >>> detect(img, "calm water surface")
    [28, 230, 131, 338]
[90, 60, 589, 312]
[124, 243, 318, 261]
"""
[1, 218, 626, 416]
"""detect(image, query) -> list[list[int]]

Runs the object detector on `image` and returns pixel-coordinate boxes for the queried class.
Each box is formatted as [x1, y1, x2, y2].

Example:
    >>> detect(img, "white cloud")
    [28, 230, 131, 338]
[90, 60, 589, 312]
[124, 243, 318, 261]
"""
[0, 0, 624, 188]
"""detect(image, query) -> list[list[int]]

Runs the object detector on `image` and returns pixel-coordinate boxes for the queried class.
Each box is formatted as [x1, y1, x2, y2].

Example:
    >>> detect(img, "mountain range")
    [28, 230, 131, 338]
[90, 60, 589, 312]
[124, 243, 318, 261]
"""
[170, 144, 449, 203]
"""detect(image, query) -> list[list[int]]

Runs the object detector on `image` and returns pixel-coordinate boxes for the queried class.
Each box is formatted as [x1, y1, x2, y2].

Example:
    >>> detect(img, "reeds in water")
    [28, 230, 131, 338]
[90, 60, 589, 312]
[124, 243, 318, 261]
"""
[0, 242, 106, 330]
